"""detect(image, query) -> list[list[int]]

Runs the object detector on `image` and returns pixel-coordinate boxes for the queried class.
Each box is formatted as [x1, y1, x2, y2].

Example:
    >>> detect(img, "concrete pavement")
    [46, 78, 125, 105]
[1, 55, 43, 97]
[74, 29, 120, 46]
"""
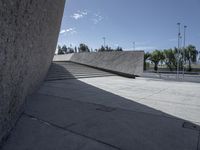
[142, 72, 200, 83]
[2, 62, 200, 150]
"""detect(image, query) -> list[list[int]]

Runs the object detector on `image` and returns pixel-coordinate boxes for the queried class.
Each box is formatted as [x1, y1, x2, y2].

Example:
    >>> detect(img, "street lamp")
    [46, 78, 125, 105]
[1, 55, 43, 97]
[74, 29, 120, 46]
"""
[177, 23, 181, 79]
[102, 37, 106, 47]
[133, 42, 135, 50]
[183, 25, 187, 77]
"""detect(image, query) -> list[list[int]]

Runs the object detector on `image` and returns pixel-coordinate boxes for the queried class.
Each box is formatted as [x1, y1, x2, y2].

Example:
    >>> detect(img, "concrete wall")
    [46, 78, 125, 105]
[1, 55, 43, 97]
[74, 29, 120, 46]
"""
[53, 51, 144, 76]
[0, 0, 65, 144]
[53, 53, 74, 61]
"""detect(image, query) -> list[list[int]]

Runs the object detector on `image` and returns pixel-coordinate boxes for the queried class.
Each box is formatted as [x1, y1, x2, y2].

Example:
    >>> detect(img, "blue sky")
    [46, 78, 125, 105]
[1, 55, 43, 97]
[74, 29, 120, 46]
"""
[57, 0, 200, 52]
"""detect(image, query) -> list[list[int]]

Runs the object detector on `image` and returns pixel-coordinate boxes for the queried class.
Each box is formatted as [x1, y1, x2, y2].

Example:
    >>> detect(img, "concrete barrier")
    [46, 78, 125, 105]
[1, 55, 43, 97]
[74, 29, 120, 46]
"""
[53, 51, 144, 77]
[0, 0, 65, 144]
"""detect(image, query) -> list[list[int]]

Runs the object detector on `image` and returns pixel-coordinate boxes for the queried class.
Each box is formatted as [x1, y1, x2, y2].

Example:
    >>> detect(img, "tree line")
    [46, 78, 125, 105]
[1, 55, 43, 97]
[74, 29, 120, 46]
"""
[57, 43, 123, 54]
[144, 45, 198, 71]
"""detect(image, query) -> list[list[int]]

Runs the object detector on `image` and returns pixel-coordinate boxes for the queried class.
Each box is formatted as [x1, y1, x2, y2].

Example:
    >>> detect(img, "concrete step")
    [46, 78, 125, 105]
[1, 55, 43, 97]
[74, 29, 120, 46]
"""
[46, 62, 115, 81]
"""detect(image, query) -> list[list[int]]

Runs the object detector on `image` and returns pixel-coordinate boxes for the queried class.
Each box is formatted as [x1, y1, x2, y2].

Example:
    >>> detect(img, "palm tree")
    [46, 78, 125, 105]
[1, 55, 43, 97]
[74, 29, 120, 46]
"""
[163, 49, 177, 71]
[185, 45, 198, 71]
[149, 50, 165, 71]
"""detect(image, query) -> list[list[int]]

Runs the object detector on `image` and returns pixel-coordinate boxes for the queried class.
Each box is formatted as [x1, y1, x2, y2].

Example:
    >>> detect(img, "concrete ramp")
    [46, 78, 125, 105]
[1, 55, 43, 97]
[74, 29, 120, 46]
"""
[53, 51, 144, 77]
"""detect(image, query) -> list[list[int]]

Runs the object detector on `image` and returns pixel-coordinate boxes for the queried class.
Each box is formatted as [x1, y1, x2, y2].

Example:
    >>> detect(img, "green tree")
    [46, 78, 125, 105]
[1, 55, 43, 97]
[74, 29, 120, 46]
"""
[163, 49, 177, 71]
[68, 47, 74, 53]
[144, 52, 151, 70]
[98, 46, 106, 52]
[149, 50, 165, 71]
[116, 46, 123, 51]
[57, 45, 64, 55]
[105, 46, 113, 51]
[78, 43, 90, 52]
[185, 45, 198, 71]
[74, 46, 77, 53]
[62, 45, 68, 54]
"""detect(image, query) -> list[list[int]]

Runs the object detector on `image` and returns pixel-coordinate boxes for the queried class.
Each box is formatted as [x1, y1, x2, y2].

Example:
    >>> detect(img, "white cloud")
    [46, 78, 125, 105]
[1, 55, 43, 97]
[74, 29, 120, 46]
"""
[71, 10, 88, 20]
[93, 13, 104, 24]
[60, 30, 67, 34]
[82, 11, 88, 15]
[72, 13, 83, 20]
[60, 28, 77, 35]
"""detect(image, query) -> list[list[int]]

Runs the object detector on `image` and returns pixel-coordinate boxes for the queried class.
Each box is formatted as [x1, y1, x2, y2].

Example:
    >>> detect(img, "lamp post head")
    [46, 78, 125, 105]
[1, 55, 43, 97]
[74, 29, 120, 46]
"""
[184, 25, 187, 28]
[177, 22, 181, 26]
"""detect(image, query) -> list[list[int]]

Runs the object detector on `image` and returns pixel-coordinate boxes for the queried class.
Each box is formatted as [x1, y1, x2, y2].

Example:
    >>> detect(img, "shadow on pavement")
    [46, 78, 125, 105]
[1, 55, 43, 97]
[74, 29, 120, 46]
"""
[2, 63, 200, 150]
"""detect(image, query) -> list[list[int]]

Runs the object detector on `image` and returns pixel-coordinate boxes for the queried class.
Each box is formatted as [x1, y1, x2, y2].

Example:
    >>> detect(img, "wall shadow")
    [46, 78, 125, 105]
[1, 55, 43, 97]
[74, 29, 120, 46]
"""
[37, 62, 200, 149]
[2, 62, 200, 150]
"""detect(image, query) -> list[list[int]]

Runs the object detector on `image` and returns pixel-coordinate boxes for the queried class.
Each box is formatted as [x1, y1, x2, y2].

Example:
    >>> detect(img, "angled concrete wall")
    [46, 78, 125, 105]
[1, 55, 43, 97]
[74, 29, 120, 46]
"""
[0, 0, 65, 144]
[53, 51, 144, 76]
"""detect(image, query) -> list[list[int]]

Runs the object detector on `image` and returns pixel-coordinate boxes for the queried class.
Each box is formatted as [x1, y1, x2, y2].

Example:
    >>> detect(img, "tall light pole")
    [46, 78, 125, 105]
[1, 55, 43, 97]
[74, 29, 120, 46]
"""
[177, 23, 181, 79]
[133, 42, 135, 50]
[183, 25, 187, 77]
[102, 37, 106, 47]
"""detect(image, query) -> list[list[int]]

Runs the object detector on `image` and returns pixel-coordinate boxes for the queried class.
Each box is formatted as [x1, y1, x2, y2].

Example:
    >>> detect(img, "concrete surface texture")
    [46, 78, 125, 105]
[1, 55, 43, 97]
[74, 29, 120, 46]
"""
[0, 0, 65, 144]
[142, 72, 200, 83]
[53, 51, 144, 76]
[45, 62, 114, 81]
[53, 53, 74, 61]
[2, 62, 200, 150]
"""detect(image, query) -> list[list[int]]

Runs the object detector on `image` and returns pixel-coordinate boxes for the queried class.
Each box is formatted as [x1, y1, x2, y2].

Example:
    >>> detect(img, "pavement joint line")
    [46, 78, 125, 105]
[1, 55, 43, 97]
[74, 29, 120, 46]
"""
[33, 92, 200, 125]
[23, 113, 121, 150]
[96, 106, 116, 112]
[64, 123, 77, 128]
[138, 88, 169, 101]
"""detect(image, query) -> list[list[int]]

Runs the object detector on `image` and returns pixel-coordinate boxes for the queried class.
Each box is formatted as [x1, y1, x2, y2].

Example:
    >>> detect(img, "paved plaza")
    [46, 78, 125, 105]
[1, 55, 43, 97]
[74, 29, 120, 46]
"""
[2, 62, 200, 150]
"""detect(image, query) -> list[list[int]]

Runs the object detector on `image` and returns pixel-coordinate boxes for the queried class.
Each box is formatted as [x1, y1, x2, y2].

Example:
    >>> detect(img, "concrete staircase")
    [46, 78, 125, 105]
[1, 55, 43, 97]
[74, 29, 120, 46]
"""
[46, 61, 115, 81]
